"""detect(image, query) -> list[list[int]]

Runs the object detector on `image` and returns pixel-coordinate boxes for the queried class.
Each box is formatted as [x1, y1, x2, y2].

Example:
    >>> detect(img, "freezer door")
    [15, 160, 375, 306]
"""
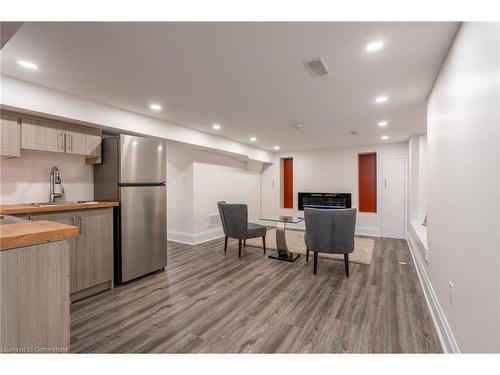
[120, 185, 167, 282]
[120, 134, 166, 184]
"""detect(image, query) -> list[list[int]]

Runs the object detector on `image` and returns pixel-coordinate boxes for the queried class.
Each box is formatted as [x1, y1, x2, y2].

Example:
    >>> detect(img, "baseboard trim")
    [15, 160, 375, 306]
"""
[355, 226, 381, 237]
[168, 228, 225, 246]
[407, 232, 460, 353]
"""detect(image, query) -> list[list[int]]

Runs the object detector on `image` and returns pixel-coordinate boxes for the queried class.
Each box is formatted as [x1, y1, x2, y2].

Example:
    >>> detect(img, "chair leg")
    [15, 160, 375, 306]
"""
[306, 248, 309, 262]
[243, 238, 246, 247]
[313, 252, 318, 275]
[238, 239, 242, 257]
[262, 235, 266, 254]
[224, 236, 228, 253]
[344, 254, 349, 277]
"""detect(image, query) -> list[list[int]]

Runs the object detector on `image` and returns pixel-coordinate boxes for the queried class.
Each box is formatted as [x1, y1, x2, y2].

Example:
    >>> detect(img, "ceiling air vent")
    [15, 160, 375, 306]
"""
[303, 57, 331, 77]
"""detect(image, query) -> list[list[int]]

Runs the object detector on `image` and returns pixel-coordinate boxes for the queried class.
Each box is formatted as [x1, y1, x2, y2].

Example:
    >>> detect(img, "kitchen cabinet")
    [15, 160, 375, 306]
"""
[65, 125, 102, 158]
[30, 212, 78, 293]
[0, 112, 21, 158]
[19, 115, 102, 163]
[75, 208, 113, 291]
[0, 240, 70, 352]
[21, 117, 66, 153]
[30, 208, 113, 300]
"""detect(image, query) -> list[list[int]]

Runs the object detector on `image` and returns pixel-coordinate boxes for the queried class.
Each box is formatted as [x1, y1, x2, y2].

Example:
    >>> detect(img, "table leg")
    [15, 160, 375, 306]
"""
[267, 221, 301, 262]
[276, 221, 288, 253]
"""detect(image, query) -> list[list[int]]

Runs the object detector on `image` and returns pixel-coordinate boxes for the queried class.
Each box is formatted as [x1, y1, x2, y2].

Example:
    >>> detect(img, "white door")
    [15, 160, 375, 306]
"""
[382, 158, 406, 239]
[260, 163, 277, 219]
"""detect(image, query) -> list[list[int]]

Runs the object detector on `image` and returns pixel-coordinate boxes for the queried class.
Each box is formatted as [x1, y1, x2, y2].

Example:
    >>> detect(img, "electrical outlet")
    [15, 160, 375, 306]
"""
[448, 281, 454, 307]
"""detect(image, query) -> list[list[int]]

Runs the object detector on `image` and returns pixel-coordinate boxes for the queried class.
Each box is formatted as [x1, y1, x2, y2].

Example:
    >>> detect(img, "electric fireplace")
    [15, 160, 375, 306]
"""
[298, 192, 351, 211]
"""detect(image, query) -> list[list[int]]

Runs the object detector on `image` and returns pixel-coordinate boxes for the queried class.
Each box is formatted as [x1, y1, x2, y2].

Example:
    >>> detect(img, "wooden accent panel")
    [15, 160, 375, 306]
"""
[0, 221, 78, 251]
[358, 153, 377, 213]
[0, 201, 119, 215]
[283, 158, 293, 209]
[0, 240, 70, 352]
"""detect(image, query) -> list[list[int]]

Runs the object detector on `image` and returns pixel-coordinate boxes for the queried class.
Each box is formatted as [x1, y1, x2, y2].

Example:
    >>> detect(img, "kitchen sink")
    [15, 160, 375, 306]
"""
[28, 200, 98, 207]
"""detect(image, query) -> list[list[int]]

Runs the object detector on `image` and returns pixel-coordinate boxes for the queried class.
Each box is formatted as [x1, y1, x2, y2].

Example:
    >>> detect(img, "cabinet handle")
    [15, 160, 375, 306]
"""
[70, 134, 73, 151]
[78, 216, 82, 234]
[60, 133, 65, 151]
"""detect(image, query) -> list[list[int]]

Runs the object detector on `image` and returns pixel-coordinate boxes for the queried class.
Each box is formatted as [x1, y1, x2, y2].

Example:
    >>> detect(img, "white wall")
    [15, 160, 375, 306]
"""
[0, 150, 94, 204]
[423, 22, 500, 353]
[166, 141, 262, 244]
[193, 150, 261, 233]
[166, 141, 194, 234]
[261, 142, 409, 236]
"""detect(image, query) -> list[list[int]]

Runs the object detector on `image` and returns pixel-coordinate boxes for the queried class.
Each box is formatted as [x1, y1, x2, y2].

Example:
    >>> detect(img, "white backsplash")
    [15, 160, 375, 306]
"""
[0, 150, 94, 205]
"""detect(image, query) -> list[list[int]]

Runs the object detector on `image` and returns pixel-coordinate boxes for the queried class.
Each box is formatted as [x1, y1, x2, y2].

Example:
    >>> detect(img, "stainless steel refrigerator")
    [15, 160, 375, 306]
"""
[94, 134, 167, 283]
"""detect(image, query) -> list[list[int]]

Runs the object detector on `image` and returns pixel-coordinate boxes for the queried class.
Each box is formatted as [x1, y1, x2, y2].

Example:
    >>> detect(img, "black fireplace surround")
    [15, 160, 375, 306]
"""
[298, 192, 352, 211]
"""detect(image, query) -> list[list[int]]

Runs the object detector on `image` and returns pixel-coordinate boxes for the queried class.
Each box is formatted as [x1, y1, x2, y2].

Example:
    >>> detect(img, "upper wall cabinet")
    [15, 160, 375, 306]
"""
[0, 112, 21, 158]
[65, 125, 101, 158]
[21, 117, 66, 153]
[19, 115, 102, 164]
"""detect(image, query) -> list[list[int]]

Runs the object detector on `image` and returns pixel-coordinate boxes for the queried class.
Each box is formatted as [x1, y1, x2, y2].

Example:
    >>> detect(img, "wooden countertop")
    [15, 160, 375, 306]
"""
[0, 201, 119, 215]
[0, 220, 78, 250]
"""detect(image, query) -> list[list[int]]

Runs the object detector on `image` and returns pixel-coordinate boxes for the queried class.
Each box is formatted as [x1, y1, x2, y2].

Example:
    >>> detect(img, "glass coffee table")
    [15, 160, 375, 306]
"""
[260, 216, 304, 262]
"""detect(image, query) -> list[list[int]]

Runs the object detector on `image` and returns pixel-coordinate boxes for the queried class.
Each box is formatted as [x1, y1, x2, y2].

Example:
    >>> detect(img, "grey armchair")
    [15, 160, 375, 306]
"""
[217, 201, 267, 257]
[304, 208, 357, 277]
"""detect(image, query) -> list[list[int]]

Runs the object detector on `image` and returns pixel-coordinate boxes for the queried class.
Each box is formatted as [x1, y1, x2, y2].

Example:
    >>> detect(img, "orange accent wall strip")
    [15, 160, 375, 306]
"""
[283, 158, 293, 209]
[358, 153, 377, 213]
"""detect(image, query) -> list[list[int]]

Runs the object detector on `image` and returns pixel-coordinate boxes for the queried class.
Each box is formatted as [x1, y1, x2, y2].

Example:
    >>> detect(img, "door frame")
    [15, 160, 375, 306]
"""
[380, 157, 408, 239]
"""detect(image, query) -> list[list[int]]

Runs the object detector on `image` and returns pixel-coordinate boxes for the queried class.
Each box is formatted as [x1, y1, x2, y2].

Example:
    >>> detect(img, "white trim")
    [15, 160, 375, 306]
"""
[168, 227, 225, 245]
[355, 226, 381, 237]
[407, 231, 460, 353]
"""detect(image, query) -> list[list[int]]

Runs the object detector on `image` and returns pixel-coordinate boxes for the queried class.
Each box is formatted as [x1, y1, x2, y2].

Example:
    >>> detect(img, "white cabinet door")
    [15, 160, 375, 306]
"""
[382, 158, 406, 239]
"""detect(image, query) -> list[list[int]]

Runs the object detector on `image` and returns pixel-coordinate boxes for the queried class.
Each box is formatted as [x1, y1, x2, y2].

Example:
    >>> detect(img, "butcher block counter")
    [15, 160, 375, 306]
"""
[0, 200, 119, 216]
[0, 219, 78, 250]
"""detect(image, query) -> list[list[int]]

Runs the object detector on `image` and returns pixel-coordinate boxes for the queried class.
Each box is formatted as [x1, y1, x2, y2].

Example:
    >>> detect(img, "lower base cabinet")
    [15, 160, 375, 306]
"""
[0, 240, 70, 352]
[30, 208, 113, 301]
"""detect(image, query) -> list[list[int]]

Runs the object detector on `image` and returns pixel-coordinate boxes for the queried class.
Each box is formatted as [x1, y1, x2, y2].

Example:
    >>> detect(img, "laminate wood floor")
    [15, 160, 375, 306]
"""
[70, 236, 442, 353]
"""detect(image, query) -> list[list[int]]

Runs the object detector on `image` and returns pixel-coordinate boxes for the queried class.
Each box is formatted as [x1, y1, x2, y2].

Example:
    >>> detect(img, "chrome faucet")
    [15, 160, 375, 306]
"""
[49, 166, 64, 202]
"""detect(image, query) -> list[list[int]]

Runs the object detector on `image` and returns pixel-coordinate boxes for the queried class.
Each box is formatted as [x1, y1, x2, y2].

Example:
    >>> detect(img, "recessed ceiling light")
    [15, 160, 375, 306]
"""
[375, 96, 389, 103]
[366, 41, 384, 52]
[212, 124, 221, 130]
[17, 60, 38, 70]
[273, 146, 280, 150]
[249, 136, 257, 142]
[381, 135, 389, 140]
[378, 121, 388, 127]
[149, 103, 162, 111]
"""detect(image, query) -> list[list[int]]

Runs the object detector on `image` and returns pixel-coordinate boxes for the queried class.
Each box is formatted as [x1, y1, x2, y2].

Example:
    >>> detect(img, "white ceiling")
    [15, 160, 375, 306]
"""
[1, 22, 459, 152]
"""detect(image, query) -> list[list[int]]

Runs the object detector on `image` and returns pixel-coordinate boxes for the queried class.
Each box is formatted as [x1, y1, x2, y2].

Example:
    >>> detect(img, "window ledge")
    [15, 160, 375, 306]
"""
[410, 220, 428, 251]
